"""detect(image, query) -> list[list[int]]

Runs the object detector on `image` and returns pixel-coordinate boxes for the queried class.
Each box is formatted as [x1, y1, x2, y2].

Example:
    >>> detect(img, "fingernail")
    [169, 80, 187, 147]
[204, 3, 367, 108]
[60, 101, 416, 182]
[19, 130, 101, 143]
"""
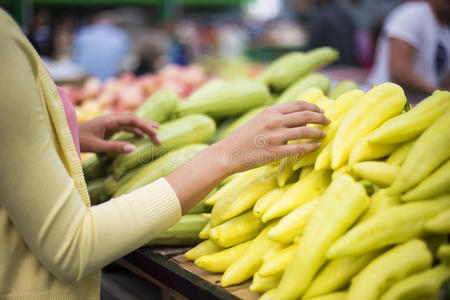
[123, 144, 135, 153]
[320, 107, 324, 113]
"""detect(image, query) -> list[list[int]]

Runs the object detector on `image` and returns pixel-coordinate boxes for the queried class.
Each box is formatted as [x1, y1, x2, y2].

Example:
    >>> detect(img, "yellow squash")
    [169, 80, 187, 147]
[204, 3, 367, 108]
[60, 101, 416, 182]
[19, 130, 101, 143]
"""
[331, 83, 407, 169]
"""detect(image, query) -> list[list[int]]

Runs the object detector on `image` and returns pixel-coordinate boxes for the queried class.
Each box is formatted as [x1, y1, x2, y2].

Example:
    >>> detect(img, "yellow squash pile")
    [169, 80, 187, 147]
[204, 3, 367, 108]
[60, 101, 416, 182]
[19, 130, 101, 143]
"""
[185, 84, 450, 300]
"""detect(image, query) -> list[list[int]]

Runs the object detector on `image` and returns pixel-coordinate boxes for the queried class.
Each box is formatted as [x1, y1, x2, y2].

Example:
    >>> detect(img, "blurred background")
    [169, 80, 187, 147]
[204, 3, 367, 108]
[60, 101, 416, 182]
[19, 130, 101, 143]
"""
[0, 0, 427, 120]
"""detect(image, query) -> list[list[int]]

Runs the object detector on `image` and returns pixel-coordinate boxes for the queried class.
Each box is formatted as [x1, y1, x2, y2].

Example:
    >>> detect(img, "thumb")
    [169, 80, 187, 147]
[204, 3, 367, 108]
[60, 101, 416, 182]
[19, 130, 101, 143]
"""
[95, 140, 136, 154]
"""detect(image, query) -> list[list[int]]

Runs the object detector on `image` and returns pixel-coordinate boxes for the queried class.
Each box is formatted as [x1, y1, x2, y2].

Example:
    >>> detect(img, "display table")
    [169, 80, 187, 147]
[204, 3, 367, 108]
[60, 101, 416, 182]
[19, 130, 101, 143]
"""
[118, 247, 260, 300]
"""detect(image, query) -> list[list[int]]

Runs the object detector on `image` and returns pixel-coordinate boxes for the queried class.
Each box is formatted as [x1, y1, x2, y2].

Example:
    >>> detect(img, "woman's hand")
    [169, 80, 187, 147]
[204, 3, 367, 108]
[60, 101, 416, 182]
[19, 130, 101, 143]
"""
[215, 100, 330, 173]
[78, 114, 160, 154]
[166, 101, 330, 214]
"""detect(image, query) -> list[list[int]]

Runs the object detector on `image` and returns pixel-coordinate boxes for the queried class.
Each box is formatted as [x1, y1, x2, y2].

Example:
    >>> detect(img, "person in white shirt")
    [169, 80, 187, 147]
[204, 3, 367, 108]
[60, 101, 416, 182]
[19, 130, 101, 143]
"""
[368, 0, 450, 102]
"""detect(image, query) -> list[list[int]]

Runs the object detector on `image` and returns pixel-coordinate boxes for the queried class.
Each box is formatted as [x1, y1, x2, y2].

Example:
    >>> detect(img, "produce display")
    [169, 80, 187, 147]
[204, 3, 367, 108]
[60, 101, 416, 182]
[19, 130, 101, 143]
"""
[184, 86, 450, 300]
[83, 47, 339, 246]
[81, 45, 450, 299]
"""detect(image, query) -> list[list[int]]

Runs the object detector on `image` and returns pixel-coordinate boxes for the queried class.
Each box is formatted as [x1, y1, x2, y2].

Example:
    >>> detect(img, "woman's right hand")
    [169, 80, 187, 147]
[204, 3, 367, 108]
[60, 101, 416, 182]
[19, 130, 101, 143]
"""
[215, 100, 330, 173]
[166, 100, 330, 214]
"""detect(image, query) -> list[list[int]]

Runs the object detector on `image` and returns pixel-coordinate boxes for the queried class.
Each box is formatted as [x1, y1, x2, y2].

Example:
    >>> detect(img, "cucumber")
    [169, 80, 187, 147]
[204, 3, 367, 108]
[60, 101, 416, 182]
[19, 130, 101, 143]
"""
[275, 73, 331, 104]
[83, 154, 108, 181]
[136, 89, 179, 121]
[104, 165, 143, 196]
[214, 106, 265, 141]
[187, 197, 212, 214]
[210, 117, 237, 143]
[146, 214, 209, 246]
[87, 178, 109, 205]
[329, 80, 359, 99]
[177, 77, 271, 118]
[111, 89, 179, 142]
[115, 143, 208, 196]
[112, 114, 216, 178]
[259, 47, 338, 92]
[258, 52, 305, 88]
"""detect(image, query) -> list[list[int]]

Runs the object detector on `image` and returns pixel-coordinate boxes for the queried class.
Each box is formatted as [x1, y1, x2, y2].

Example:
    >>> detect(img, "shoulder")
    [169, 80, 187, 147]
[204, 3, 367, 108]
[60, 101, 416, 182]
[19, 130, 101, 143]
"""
[383, 2, 431, 47]
[0, 9, 21, 40]
[0, 9, 41, 98]
[386, 2, 430, 24]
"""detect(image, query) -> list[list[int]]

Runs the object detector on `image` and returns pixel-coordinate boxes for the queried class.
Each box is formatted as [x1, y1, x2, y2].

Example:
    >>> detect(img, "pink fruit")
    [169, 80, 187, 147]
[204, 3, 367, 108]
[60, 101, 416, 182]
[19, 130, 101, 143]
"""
[81, 77, 102, 99]
[116, 84, 145, 111]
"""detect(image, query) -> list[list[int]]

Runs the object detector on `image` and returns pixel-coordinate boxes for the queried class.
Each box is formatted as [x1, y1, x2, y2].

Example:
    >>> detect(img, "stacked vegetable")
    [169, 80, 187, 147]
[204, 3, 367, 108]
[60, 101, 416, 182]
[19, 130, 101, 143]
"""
[185, 84, 450, 300]
[83, 47, 340, 246]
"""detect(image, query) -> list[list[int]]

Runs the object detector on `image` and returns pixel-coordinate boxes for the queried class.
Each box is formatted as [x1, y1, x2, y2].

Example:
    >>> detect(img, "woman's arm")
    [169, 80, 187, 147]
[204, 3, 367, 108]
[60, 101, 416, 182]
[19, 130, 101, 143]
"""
[389, 37, 437, 95]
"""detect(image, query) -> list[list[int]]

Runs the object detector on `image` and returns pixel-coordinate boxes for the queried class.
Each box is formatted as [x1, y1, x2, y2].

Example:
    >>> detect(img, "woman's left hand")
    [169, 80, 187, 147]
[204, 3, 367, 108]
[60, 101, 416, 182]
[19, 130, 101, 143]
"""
[78, 114, 160, 154]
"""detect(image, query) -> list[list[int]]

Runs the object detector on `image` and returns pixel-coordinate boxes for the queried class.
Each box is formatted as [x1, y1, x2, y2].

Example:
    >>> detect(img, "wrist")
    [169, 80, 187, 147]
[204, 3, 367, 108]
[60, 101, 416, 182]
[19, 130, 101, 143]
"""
[202, 141, 239, 179]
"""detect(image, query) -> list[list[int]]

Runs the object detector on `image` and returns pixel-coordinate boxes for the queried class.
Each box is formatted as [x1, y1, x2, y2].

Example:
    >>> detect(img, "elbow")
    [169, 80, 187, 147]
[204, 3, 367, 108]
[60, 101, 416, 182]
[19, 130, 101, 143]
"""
[46, 254, 96, 283]
[46, 264, 85, 283]
[39, 215, 98, 283]
[55, 271, 82, 284]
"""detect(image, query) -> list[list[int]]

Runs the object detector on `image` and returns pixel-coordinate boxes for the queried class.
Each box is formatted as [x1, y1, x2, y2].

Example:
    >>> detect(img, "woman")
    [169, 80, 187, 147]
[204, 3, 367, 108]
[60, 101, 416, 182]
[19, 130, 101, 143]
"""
[0, 9, 329, 299]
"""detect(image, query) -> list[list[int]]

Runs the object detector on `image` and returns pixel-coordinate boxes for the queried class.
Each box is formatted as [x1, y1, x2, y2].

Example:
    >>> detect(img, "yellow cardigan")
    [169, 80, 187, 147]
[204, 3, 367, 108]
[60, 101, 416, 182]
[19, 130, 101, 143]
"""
[0, 10, 181, 299]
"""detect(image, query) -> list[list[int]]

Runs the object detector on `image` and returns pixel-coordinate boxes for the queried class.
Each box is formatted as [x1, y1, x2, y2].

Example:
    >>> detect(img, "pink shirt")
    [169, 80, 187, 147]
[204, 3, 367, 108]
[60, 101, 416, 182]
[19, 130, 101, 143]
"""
[57, 86, 81, 158]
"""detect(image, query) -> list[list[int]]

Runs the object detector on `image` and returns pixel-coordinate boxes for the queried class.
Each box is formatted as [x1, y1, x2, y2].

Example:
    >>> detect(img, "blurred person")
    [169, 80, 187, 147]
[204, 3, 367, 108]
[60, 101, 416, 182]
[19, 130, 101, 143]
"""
[53, 16, 76, 60]
[0, 8, 330, 299]
[134, 29, 168, 75]
[165, 20, 191, 66]
[306, 0, 357, 65]
[368, 0, 450, 102]
[27, 8, 54, 57]
[72, 11, 131, 80]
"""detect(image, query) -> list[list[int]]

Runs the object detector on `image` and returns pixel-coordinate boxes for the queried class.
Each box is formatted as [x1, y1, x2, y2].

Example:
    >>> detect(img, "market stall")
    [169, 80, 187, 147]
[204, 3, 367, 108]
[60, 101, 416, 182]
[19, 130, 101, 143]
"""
[1, 0, 449, 299]
[78, 48, 450, 300]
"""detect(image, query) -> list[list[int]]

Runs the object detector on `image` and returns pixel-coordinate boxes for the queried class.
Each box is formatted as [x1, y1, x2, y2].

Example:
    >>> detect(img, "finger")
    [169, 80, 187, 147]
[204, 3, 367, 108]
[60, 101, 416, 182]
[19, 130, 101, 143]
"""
[276, 127, 326, 144]
[282, 141, 322, 156]
[149, 121, 160, 128]
[146, 128, 161, 144]
[275, 101, 324, 114]
[108, 114, 161, 144]
[120, 126, 145, 137]
[94, 140, 136, 154]
[282, 111, 330, 127]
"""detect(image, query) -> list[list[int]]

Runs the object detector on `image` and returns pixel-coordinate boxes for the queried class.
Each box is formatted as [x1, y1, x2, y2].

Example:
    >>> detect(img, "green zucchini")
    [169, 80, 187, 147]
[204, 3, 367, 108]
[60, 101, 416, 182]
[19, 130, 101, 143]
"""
[329, 80, 359, 99]
[259, 47, 338, 92]
[275, 73, 331, 104]
[115, 143, 208, 196]
[112, 114, 216, 178]
[112, 89, 179, 142]
[187, 197, 212, 215]
[146, 214, 209, 246]
[177, 77, 271, 118]
[87, 178, 109, 205]
[83, 155, 108, 181]
[210, 117, 237, 143]
[214, 106, 265, 141]
[104, 165, 143, 196]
